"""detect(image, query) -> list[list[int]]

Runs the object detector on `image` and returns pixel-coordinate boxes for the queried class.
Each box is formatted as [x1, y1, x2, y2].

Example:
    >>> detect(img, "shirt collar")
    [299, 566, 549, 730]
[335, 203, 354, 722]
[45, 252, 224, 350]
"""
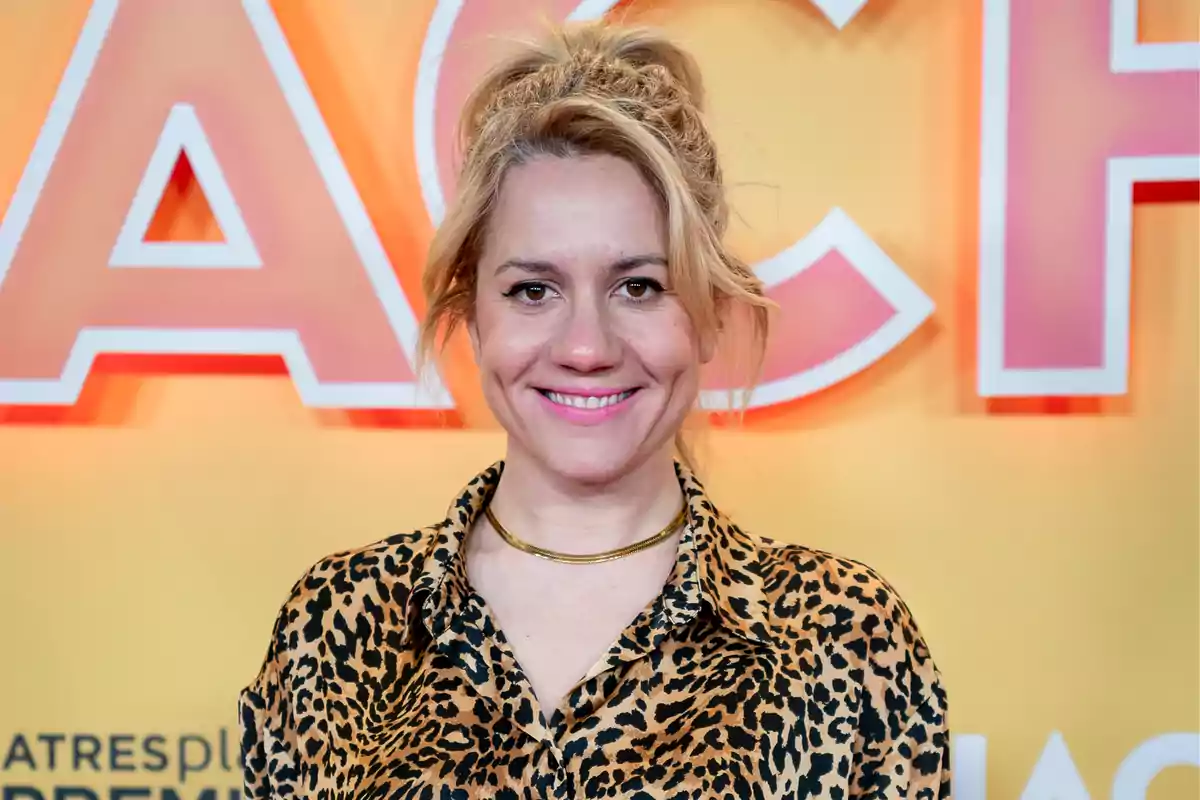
[409, 460, 773, 648]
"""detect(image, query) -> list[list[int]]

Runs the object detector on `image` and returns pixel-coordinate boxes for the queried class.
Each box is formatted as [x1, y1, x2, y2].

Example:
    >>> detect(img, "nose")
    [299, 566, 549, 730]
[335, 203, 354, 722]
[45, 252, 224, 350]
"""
[550, 294, 620, 373]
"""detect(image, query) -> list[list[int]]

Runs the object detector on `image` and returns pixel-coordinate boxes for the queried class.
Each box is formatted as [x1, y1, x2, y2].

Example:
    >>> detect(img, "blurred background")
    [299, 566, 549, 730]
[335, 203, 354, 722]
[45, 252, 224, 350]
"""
[0, 0, 1196, 797]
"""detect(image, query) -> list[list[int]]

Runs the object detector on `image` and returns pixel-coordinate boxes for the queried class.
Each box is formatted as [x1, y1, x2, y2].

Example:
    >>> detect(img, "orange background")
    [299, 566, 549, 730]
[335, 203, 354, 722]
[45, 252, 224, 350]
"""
[0, 1, 1196, 797]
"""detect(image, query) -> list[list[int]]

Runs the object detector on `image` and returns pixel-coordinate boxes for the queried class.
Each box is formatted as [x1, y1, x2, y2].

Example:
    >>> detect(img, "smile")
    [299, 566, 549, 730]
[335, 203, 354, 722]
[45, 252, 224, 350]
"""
[538, 389, 636, 409]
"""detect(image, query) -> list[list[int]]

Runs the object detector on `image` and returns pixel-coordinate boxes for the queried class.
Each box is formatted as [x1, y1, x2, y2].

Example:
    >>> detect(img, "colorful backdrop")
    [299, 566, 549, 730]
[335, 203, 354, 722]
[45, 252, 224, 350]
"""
[0, 1, 1197, 798]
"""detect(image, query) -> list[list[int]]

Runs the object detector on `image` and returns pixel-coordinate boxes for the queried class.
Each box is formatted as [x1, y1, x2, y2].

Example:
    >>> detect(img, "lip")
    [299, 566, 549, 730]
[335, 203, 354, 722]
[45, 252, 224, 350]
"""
[534, 387, 640, 425]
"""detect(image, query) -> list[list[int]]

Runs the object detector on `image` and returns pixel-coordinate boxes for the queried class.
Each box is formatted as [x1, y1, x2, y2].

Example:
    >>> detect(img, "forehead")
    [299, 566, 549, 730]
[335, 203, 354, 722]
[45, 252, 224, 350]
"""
[481, 153, 667, 269]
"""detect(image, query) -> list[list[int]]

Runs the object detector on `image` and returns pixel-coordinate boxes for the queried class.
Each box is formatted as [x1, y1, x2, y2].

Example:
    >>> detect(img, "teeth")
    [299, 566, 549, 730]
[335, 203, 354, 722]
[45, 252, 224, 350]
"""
[546, 390, 632, 409]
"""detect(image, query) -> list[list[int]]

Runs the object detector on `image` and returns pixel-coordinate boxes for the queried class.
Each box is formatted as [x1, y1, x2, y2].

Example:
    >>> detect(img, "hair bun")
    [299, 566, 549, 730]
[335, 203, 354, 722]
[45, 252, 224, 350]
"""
[460, 21, 708, 152]
[561, 22, 707, 110]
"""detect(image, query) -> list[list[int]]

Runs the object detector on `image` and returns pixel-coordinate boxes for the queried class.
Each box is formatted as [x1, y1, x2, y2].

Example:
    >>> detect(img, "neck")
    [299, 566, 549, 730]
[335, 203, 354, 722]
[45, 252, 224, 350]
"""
[486, 446, 684, 553]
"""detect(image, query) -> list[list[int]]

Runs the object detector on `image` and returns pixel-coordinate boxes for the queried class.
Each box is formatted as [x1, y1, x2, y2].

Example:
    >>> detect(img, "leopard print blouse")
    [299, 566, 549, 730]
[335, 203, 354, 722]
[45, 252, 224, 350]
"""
[239, 461, 951, 798]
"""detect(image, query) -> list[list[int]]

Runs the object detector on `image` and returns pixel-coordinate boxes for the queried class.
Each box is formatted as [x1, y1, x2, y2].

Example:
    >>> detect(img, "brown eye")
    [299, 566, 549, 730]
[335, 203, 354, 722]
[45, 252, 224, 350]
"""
[618, 278, 663, 302]
[504, 282, 556, 305]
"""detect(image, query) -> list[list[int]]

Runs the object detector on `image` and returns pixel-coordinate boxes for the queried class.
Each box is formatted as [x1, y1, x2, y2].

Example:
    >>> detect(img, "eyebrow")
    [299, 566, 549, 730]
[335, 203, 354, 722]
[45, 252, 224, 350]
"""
[494, 254, 668, 276]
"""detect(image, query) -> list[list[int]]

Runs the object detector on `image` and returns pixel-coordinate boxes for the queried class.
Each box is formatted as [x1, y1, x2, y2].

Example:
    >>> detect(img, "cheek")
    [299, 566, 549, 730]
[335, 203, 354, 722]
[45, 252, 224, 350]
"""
[473, 302, 548, 379]
[627, 311, 701, 379]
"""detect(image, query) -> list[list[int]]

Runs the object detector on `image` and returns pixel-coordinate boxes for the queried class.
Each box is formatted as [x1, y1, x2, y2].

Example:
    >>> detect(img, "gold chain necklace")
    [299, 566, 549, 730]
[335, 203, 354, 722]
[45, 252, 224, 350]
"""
[483, 503, 687, 565]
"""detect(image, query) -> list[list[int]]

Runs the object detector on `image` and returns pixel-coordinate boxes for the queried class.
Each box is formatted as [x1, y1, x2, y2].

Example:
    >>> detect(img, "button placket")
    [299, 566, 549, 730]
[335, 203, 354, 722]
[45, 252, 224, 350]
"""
[535, 744, 572, 799]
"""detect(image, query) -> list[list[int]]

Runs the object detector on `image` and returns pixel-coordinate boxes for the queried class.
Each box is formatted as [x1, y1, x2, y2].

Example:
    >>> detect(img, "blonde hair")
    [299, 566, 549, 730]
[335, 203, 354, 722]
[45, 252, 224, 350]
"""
[419, 20, 772, 464]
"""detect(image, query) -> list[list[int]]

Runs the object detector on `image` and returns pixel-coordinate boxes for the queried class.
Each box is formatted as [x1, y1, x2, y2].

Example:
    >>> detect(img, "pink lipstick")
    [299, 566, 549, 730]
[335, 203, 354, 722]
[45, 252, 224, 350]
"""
[535, 388, 638, 425]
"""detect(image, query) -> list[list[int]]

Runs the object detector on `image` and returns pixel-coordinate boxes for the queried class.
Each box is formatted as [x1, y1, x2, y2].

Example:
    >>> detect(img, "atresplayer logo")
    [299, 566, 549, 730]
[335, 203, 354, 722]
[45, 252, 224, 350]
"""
[0, 1, 1195, 798]
[1, 730, 241, 800]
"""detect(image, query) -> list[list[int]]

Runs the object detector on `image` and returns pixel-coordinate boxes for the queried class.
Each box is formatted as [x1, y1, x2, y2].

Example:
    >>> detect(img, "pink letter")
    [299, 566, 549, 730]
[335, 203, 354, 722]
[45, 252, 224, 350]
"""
[0, 0, 450, 408]
[979, 0, 1199, 396]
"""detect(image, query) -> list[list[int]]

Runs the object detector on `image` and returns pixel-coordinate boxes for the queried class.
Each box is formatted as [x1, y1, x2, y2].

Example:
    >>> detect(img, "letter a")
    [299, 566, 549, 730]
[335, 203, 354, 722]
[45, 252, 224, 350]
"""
[1020, 732, 1091, 800]
[0, 0, 451, 408]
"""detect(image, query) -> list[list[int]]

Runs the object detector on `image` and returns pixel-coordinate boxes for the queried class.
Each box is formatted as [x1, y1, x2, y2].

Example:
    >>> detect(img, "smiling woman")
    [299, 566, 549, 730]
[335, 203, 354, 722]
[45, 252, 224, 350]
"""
[464, 152, 706, 486]
[239, 18, 951, 799]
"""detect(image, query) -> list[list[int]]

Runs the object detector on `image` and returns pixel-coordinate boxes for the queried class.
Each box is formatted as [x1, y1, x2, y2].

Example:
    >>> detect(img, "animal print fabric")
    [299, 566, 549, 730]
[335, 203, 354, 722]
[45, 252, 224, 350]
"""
[239, 461, 951, 798]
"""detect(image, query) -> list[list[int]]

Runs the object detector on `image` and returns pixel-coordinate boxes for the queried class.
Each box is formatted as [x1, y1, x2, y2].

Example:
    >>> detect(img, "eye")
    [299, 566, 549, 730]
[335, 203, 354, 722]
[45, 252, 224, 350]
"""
[504, 281, 558, 305]
[617, 278, 664, 302]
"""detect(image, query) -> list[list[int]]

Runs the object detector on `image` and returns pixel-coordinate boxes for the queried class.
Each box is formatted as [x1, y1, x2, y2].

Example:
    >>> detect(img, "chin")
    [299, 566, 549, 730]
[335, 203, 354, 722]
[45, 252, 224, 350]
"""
[533, 442, 656, 486]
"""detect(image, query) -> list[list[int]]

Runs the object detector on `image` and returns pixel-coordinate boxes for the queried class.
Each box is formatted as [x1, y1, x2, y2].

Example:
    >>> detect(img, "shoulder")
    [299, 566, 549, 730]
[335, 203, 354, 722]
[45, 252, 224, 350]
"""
[256, 524, 441, 674]
[238, 526, 442, 793]
[748, 531, 945, 702]
[756, 536, 920, 633]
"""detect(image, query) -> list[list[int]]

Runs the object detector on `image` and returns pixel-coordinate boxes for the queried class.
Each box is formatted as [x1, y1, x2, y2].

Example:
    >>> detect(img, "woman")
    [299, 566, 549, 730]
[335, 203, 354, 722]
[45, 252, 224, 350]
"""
[240, 20, 950, 799]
